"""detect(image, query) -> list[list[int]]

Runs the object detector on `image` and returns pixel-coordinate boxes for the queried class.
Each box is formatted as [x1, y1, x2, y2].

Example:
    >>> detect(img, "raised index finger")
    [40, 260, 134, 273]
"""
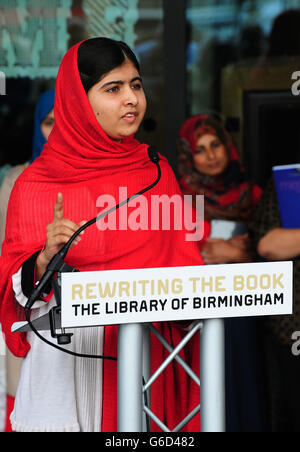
[53, 192, 64, 221]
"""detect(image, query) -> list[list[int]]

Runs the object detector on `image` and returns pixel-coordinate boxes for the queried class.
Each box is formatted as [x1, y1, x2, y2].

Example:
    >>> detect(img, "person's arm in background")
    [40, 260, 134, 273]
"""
[201, 235, 251, 264]
[257, 228, 300, 261]
[249, 177, 300, 261]
[249, 177, 286, 262]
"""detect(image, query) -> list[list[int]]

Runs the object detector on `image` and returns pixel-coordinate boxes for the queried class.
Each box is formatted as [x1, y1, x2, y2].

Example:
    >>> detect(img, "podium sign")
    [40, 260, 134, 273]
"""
[61, 262, 293, 329]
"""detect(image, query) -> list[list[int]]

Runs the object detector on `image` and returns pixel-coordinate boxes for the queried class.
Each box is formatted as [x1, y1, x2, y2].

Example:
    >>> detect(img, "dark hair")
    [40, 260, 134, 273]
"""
[77, 37, 140, 93]
[267, 10, 300, 58]
[194, 116, 228, 147]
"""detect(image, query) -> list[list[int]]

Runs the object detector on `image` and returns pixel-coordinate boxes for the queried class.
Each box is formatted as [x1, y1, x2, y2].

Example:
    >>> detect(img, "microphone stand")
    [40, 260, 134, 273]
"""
[23, 146, 161, 360]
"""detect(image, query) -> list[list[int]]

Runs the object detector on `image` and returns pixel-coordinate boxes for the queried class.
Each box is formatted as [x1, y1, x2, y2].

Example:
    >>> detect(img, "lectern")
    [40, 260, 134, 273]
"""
[12, 261, 293, 432]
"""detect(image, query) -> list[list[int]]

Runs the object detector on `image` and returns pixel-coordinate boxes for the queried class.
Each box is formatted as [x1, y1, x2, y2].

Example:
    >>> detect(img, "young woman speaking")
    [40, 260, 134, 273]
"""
[0, 38, 204, 432]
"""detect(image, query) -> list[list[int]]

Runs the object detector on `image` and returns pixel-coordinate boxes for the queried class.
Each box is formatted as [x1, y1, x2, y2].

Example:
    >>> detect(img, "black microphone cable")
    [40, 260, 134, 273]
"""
[24, 146, 161, 361]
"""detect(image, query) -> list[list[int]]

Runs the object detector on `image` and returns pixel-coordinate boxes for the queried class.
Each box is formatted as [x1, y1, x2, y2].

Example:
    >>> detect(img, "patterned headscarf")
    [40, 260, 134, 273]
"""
[178, 115, 261, 222]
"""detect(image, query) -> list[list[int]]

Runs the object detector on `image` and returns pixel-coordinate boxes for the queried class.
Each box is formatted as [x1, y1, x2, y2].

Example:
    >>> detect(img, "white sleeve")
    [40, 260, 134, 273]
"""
[12, 267, 46, 309]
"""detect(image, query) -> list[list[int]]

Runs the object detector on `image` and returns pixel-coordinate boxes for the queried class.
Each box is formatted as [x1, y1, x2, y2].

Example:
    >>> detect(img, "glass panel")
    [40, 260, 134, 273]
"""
[134, 0, 164, 154]
[187, 0, 300, 187]
[0, 0, 164, 167]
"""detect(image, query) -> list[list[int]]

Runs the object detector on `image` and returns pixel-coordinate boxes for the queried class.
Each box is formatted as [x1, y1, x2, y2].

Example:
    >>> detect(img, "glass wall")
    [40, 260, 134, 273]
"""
[0, 0, 164, 167]
[134, 0, 164, 154]
[187, 0, 300, 187]
[1, 0, 300, 184]
[187, 0, 300, 114]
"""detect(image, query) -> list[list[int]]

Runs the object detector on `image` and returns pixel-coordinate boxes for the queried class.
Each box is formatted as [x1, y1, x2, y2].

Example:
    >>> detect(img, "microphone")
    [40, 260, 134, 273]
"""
[25, 248, 68, 311]
[148, 145, 160, 164]
[25, 146, 161, 312]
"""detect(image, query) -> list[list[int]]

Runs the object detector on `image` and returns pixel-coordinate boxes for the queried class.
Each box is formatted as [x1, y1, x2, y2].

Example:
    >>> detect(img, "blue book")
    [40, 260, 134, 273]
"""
[273, 164, 300, 228]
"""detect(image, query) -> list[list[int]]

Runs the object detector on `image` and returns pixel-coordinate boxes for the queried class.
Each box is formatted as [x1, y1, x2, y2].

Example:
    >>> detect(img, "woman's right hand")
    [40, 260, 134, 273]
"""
[36, 193, 86, 280]
[228, 233, 250, 251]
[202, 236, 252, 264]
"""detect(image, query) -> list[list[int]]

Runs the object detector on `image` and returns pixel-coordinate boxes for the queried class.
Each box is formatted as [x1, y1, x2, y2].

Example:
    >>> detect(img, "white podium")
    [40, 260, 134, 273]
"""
[12, 261, 293, 432]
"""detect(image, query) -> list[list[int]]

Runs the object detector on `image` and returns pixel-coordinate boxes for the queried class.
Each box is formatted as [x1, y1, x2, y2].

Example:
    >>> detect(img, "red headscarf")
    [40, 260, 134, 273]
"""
[178, 115, 262, 222]
[0, 42, 204, 431]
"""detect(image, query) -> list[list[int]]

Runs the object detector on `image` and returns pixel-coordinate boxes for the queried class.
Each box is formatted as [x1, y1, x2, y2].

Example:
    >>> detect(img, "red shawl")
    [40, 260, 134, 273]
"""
[0, 42, 204, 431]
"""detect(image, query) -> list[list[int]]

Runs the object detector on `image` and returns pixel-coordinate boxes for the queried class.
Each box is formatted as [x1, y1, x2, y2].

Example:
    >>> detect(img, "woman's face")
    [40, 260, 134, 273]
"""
[41, 108, 55, 140]
[193, 133, 230, 176]
[87, 59, 147, 141]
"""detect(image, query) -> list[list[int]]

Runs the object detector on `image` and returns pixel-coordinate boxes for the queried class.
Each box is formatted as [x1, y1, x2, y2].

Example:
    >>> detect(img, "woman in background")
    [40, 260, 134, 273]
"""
[0, 89, 55, 432]
[178, 114, 266, 432]
[0, 89, 55, 247]
[250, 178, 300, 431]
[178, 114, 261, 264]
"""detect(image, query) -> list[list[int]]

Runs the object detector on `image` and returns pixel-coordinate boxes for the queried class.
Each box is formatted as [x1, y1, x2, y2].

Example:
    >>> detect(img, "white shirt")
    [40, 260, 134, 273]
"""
[10, 267, 105, 432]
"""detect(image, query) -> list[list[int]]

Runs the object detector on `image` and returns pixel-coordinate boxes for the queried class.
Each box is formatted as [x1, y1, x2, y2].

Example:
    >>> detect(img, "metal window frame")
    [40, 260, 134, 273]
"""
[162, 0, 187, 175]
